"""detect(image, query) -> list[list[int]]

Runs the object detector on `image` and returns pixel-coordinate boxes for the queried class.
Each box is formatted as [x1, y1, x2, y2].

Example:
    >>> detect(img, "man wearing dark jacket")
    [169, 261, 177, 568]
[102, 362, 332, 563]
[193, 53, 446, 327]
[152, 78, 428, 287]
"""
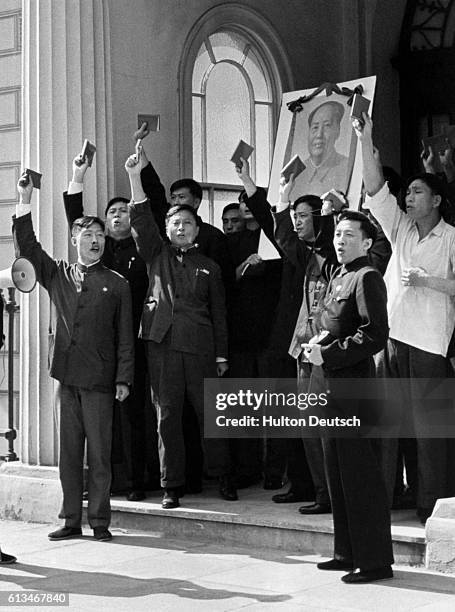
[303, 210, 393, 584]
[14, 172, 134, 542]
[125, 148, 236, 509]
[63, 151, 165, 501]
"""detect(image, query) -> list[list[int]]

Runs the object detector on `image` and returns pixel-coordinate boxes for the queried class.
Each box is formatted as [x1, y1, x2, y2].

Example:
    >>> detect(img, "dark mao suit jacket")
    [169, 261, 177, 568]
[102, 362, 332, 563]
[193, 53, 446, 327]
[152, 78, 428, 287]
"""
[13, 213, 134, 392]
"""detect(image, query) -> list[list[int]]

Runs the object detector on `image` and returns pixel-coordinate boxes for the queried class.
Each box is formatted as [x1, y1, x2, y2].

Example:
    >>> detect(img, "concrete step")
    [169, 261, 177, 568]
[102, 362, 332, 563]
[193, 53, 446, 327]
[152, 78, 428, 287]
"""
[103, 483, 425, 567]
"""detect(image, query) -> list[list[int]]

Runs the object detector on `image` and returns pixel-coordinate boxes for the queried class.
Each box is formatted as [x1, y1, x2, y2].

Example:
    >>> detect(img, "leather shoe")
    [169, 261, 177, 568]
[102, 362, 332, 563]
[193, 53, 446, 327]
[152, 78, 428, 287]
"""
[263, 478, 284, 490]
[126, 490, 146, 502]
[341, 566, 393, 583]
[0, 551, 17, 564]
[219, 477, 238, 501]
[272, 489, 314, 503]
[93, 527, 112, 541]
[162, 489, 180, 509]
[299, 502, 331, 515]
[317, 558, 353, 571]
[48, 526, 82, 541]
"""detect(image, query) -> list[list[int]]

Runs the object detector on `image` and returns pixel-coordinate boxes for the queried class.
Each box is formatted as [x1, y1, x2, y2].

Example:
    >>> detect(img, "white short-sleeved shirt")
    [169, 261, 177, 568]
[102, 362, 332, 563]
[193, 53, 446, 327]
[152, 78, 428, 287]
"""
[365, 182, 455, 356]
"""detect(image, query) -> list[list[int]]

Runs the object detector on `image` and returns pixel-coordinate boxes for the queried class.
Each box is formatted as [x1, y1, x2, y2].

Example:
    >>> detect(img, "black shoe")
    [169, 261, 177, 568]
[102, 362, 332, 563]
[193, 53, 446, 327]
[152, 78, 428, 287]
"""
[219, 477, 238, 501]
[263, 478, 284, 490]
[272, 489, 314, 503]
[162, 489, 180, 509]
[299, 502, 331, 515]
[317, 558, 353, 571]
[0, 551, 17, 564]
[93, 527, 112, 541]
[126, 490, 146, 502]
[48, 526, 82, 541]
[236, 474, 262, 489]
[341, 566, 393, 583]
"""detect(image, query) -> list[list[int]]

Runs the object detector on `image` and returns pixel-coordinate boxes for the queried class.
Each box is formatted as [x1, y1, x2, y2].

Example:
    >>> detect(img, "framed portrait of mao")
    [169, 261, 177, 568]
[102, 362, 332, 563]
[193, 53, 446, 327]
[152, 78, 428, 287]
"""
[259, 76, 376, 259]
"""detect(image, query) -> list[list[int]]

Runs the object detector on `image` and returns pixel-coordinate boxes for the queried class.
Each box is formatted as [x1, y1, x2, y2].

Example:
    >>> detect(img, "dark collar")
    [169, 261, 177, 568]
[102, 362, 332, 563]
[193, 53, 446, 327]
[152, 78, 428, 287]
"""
[339, 256, 370, 275]
[107, 235, 136, 250]
[76, 261, 103, 274]
[171, 244, 198, 258]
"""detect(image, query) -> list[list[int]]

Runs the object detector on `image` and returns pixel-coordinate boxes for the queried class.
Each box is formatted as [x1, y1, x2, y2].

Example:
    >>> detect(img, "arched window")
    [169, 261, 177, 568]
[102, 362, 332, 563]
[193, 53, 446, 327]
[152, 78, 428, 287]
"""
[179, 6, 292, 227]
[192, 30, 273, 188]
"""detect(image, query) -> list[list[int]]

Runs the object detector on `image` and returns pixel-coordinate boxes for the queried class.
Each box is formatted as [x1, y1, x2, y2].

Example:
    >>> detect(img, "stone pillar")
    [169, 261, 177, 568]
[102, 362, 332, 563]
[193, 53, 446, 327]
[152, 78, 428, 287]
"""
[16, 0, 113, 467]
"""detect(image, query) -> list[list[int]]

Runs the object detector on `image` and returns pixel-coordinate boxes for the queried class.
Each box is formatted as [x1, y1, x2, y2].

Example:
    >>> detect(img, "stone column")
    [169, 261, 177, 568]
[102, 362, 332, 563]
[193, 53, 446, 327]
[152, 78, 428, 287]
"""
[17, 0, 113, 467]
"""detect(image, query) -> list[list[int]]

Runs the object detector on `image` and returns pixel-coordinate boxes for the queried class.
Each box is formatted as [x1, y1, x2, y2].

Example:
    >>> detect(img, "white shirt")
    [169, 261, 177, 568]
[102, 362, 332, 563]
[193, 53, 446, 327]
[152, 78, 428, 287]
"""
[365, 182, 455, 356]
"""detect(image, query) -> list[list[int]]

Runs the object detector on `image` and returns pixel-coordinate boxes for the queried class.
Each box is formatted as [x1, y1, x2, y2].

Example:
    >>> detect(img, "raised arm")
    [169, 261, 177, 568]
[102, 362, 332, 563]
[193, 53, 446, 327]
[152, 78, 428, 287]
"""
[134, 123, 168, 236]
[126, 149, 163, 263]
[236, 158, 277, 245]
[353, 113, 385, 197]
[63, 154, 89, 227]
[273, 174, 310, 270]
[13, 172, 58, 290]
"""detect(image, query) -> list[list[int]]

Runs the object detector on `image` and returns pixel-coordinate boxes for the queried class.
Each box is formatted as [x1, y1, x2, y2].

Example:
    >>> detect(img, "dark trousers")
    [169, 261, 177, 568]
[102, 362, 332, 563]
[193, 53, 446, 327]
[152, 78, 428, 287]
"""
[323, 437, 394, 570]
[228, 349, 270, 481]
[146, 341, 231, 489]
[376, 339, 453, 510]
[58, 384, 113, 529]
[126, 339, 159, 489]
[298, 360, 330, 504]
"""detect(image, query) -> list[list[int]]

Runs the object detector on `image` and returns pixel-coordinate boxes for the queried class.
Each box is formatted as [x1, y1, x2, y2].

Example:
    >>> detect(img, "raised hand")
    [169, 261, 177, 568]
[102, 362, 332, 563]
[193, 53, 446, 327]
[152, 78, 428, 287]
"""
[72, 154, 89, 182]
[17, 171, 33, 203]
[134, 122, 150, 142]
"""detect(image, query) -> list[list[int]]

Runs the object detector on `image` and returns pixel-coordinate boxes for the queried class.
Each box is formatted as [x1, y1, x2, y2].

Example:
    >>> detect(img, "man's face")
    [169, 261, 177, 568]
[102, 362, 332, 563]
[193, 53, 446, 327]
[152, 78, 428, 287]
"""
[333, 219, 371, 264]
[293, 202, 315, 241]
[73, 223, 105, 265]
[166, 210, 199, 248]
[222, 208, 245, 234]
[405, 179, 441, 221]
[105, 202, 131, 239]
[170, 187, 200, 211]
[308, 104, 341, 165]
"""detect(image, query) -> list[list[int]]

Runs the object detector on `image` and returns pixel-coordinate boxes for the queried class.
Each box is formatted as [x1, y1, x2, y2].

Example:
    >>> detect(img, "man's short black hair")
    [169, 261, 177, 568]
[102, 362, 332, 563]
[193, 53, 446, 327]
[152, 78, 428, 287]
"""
[405, 172, 454, 224]
[336, 209, 377, 243]
[291, 195, 323, 213]
[105, 196, 129, 216]
[170, 178, 203, 202]
[166, 204, 199, 224]
[71, 216, 105, 238]
[308, 101, 345, 127]
[222, 202, 240, 216]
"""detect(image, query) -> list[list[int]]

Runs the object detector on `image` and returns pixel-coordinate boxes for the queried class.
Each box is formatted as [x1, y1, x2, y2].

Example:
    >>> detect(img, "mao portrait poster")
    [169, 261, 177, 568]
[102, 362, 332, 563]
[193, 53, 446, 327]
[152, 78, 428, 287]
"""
[259, 76, 376, 259]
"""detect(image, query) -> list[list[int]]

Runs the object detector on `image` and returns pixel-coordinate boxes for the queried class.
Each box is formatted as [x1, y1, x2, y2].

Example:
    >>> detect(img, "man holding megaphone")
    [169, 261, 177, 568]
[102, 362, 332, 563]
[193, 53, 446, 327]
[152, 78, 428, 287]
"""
[13, 171, 134, 542]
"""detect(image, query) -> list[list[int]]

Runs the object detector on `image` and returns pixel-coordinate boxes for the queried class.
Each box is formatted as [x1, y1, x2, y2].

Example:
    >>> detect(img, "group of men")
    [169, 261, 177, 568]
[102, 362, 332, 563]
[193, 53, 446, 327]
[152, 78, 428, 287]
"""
[9, 105, 455, 585]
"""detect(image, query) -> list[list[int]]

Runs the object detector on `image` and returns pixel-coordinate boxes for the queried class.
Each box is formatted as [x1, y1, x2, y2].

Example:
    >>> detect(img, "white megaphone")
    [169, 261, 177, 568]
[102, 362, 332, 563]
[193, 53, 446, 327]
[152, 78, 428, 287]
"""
[0, 257, 37, 293]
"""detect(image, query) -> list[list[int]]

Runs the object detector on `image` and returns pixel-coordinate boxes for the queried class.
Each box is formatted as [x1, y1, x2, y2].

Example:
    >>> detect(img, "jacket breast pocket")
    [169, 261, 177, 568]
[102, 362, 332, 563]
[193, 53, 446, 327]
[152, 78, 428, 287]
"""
[194, 268, 210, 299]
